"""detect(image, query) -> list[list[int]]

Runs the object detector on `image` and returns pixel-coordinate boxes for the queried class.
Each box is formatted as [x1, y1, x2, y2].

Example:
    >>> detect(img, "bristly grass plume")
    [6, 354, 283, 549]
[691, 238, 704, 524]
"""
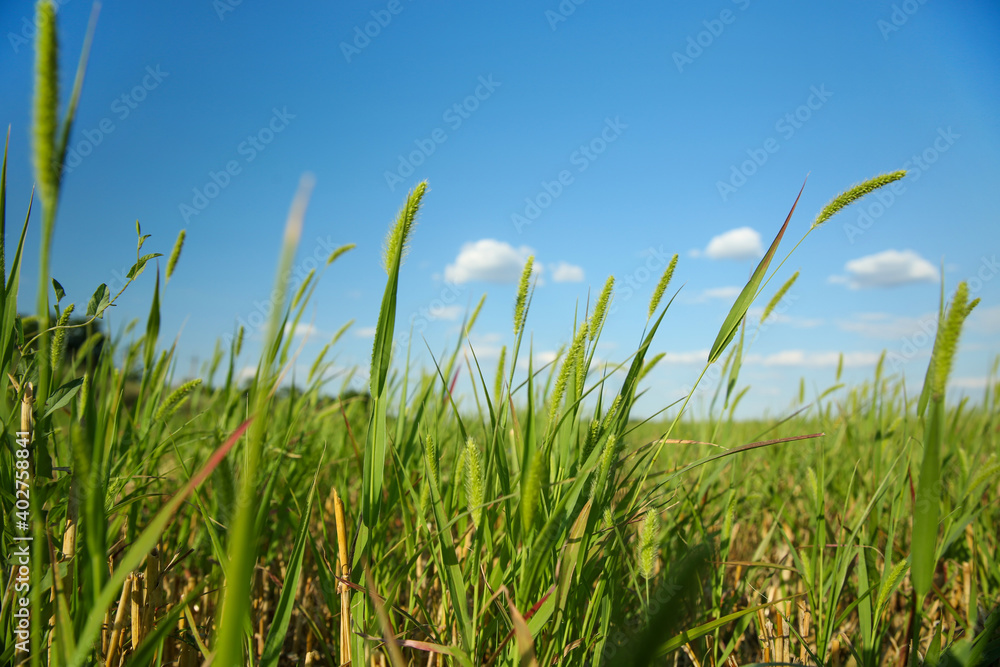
[648, 253, 678, 319]
[590, 275, 614, 341]
[760, 270, 799, 324]
[812, 170, 906, 228]
[514, 255, 534, 334]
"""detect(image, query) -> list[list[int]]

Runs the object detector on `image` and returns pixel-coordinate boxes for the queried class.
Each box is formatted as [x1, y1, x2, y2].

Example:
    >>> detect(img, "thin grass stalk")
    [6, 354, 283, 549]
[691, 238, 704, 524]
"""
[32, 0, 59, 408]
[214, 176, 310, 665]
[104, 575, 133, 667]
[352, 182, 426, 662]
[334, 488, 352, 665]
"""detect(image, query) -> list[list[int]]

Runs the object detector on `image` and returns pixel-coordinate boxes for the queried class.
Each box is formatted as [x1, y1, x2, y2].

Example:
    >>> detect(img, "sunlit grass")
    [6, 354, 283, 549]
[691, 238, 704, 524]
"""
[0, 4, 997, 666]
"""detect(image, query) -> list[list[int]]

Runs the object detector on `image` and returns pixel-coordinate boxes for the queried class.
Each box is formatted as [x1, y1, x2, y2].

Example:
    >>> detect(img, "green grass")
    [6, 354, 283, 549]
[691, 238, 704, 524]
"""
[1, 4, 998, 665]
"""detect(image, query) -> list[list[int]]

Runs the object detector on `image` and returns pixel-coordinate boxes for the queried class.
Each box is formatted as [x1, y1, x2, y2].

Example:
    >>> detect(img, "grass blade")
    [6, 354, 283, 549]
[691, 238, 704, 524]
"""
[708, 179, 805, 364]
[66, 419, 253, 667]
[260, 449, 324, 667]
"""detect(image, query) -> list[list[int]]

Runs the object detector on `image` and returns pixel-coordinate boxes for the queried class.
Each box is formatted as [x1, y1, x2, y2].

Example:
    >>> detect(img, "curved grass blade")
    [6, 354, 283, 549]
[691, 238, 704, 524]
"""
[708, 179, 806, 364]
[66, 418, 253, 667]
[356, 182, 426, 570]
[656, 595, 805, 656]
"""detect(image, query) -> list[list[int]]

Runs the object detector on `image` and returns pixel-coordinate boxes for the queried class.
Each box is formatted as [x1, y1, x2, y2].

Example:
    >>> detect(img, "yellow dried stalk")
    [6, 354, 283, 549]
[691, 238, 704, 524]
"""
[756, 607, 772, 663]
[774, 607, 790, 664]
[681, 643, 702, 667]
[105, 575, 133, 667]
[20, 382, 33, 473]
[798, 600, 811, 663]
[333, 488, 352, 664]
[102, 606, 110, 657]
[130, 570, 144, 650]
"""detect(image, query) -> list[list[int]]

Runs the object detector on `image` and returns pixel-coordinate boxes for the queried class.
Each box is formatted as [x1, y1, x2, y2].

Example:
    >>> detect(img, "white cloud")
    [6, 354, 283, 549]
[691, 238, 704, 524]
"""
[284, 322, 318, 338]
[702, 227, 763, 260]
[465, 332, 505, 360]
[535, 350, 559, 365]
[473, 332, 504, 344]
[428, 304, 463, 321]
[831, 249, 938, 289]
[840, 304, 1000, 341]
[696, 286, 742, 302]
[837, 312, 937, 339]
[748, 306, 823, 328]
[744, 350, 883, 367]
[550, 261, 585, 283]
[515, 350, 560, 372]
[237, 366, 257, 383]
[969, 304, 1000, 334]
[950, 377, 992, 390]
[466, 341, 503, 359]
[355, 326, 378, 338]
[663, 349, 710, 364]
[444, 239, 534, 284]
[762, 313, 824, 327]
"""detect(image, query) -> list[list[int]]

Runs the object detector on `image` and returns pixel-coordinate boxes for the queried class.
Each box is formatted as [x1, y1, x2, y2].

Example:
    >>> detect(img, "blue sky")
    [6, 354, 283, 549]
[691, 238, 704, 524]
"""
[1, 0, 998, 418]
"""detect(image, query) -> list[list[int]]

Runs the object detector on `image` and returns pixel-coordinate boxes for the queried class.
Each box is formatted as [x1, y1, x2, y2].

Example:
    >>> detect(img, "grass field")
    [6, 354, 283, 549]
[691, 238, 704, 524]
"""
[1, 3, 998, 666]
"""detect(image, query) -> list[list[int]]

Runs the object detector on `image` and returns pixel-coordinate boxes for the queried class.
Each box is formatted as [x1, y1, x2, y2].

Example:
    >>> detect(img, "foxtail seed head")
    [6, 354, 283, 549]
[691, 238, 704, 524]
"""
[638, 352, 665, 384]
[590, 433, 618, 501]
[590, 276, 614, 341]
[513, 255, 534, 334]
[326, 243, 355, 267]
[166, 229, 186, 283]
[549, 320, 588, 427]
[638, 509, 659, 579]
[932, 281, 974, 398]
[494, 345, 507, 403]
[33, 0, 59, 206]
[812, 170, 906, 229]
[760, 270, 799, 324]
[382, 181, 426, 273]
[50, 303, 74, 368]
[648, 254, 678, 319]
[155, 378, 203, 422]
[467, 293, 486, 336]
[464, 437, 484, 530]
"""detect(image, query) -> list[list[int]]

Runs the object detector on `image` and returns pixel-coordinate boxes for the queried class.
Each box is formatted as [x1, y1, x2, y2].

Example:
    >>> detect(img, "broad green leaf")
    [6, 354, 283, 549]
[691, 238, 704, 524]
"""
[42, 376, 84, 419]
[86, 283, 110, 318]
[126, 252, 163, 280]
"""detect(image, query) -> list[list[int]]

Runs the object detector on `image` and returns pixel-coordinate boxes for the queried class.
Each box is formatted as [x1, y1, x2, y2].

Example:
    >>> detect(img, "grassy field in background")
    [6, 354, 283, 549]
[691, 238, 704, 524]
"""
[1, 3, 998, 666]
